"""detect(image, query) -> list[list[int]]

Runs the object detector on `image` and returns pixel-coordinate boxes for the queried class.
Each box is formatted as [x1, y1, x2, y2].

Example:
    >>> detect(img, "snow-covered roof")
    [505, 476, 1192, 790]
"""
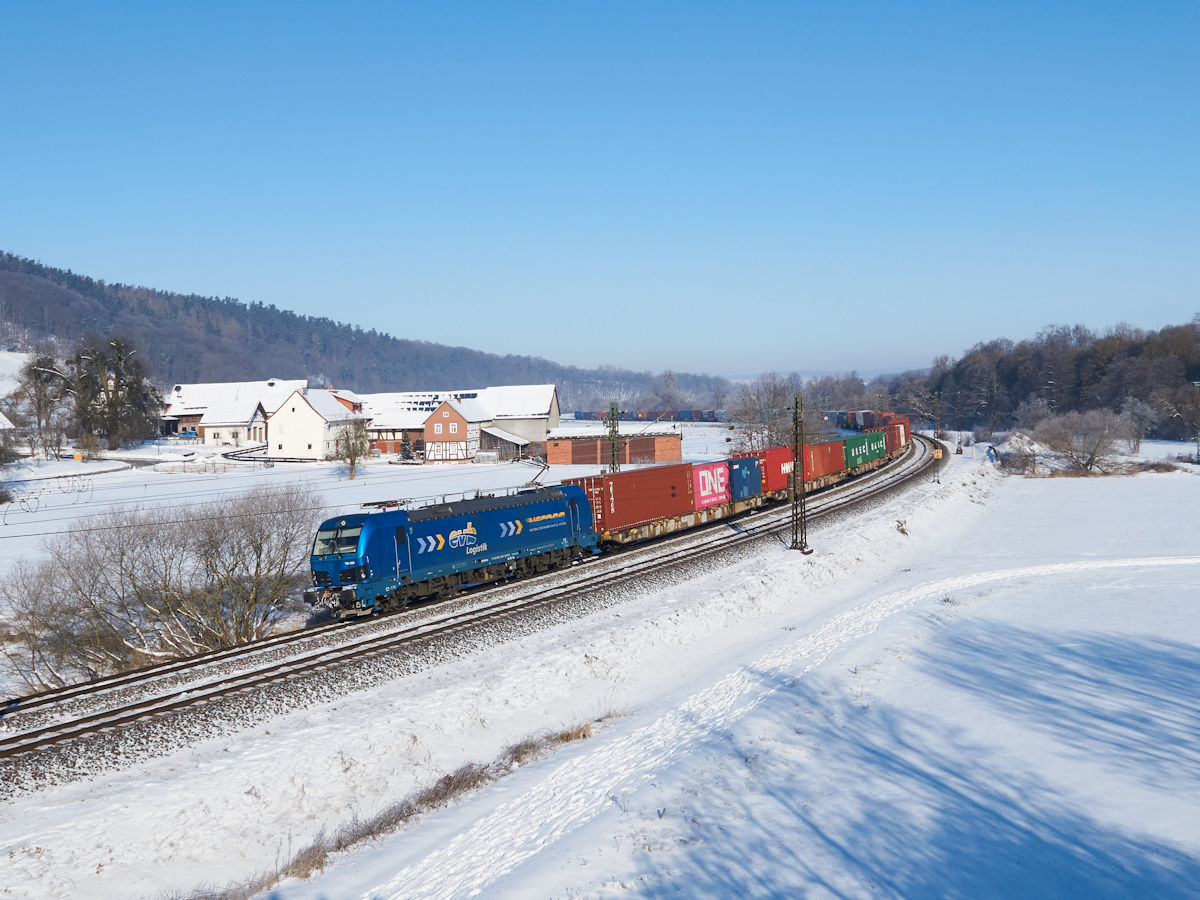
[304, 389, 365, 423]
[164, 379, 308, 418]
[199, 398, 265, 427]
[446, 397, 492, 423]
[358, 390, 465, 414]
[548, 423, 680, 439]
[0, 409, 14, 430]
[365, 408, 429, 431]
[328, 387, 364, 406]
[359, 393, 441, 430]
[481, 425, 529, 446]
[476, 385, 558, 420]
[358, 385, 558, 425]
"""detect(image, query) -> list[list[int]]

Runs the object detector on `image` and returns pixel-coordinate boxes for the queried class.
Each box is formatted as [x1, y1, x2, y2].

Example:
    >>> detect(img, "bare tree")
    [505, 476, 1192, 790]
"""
[0, 483, 323, 690]
[7, 349, 71, 459]
[729, 373, 825, 451]
[1033, 410, 1128, 473]
[1013, 394, 1054, 430]
[730, 372, 793, 451]
[1119, 397, 1157, 452]
[333, 419, 371, 477]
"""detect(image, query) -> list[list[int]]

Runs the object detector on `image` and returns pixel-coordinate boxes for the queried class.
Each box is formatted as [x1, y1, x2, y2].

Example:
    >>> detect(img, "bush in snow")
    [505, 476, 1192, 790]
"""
[0, 482, 323, 690]
[1032, 410, 1131, 474]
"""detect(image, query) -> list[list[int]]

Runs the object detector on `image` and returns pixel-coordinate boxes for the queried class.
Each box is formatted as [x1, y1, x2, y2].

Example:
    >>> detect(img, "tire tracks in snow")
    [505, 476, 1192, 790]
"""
[365, 556, 1200, 899]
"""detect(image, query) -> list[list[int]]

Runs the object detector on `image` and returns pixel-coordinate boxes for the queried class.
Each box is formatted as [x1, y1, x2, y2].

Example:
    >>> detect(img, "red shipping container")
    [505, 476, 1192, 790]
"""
[692, 461, 731, 510]
[882, 421, 909, 452]
[564, 463, 694, 533]
[804, 440, 846, 482]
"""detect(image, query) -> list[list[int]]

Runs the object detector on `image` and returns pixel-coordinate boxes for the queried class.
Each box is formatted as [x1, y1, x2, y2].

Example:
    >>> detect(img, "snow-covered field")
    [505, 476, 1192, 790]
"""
[1, 439, 1199, 898]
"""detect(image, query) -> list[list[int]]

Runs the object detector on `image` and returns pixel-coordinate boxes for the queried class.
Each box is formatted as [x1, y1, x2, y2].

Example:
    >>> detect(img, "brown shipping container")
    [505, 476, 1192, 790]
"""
[881, 423, 904, 454]
[804, 440, 846, 481]
[565, 463, 695, 533]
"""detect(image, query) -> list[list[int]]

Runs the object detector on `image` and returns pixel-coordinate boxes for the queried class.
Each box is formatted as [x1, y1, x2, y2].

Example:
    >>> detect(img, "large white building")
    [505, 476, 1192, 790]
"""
[265, 389, 367, 460]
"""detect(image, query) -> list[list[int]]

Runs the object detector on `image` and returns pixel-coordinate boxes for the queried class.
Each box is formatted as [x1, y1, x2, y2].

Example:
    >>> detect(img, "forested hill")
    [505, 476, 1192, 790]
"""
[0, 252, 726, 406]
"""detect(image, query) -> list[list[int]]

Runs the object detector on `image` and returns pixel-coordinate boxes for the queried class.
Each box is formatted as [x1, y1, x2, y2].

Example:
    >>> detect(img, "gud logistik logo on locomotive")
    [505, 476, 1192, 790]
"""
[449, 522, 479, 549]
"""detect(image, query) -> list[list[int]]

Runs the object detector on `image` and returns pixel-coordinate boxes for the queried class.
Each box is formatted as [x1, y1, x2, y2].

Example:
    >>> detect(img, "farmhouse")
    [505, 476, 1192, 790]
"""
[266, 389, 368, 460]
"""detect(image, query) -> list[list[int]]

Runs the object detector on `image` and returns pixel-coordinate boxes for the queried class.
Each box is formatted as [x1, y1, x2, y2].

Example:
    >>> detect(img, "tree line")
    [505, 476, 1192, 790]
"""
[880, 320, 1200, 450]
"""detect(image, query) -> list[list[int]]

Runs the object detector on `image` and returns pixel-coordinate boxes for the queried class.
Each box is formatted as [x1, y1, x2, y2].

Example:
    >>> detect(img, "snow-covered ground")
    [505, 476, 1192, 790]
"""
[0, 351, 26, 395]
[1, 441, 1198, 898]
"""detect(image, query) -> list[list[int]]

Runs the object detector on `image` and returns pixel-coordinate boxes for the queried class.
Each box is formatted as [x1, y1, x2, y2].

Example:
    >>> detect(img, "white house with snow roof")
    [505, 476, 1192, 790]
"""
[198, 398, 268, 447]
[266, 389, 367, 460]
[162, 378, 307, 444]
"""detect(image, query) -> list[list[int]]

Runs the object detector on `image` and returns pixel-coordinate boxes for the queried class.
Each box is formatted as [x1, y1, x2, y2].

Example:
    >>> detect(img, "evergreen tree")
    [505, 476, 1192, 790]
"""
[71, 334, 162, 450]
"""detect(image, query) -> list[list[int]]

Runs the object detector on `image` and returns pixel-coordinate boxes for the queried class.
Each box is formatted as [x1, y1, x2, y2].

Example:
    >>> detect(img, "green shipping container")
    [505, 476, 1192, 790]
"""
[843, 431, 887, 469]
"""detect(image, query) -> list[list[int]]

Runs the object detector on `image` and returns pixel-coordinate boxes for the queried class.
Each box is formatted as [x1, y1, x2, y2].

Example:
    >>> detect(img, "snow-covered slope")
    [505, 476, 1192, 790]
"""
[2, 448, 1198, 898]
[0, 350, 26, 395]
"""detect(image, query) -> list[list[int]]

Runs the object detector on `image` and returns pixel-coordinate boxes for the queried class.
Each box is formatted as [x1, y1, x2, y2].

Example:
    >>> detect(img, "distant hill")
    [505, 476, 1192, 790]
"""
[0, 252, 729, 408]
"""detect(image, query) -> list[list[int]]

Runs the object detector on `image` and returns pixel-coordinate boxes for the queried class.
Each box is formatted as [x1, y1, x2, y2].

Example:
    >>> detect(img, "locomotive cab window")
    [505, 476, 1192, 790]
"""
[313, 524, 363, 556]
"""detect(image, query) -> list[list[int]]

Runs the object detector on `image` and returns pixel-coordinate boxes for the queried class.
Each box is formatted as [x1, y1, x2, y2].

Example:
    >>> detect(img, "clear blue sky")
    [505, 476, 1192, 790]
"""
[2, 1, 1197, 378]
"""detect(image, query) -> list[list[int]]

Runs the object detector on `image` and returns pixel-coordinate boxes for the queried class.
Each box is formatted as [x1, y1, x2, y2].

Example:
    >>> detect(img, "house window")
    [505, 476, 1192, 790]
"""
[278, 444, 283, 450]
[434, 423, 443, 434]
[442, 411, 449, 418]
[308, 443, 313, 450]
[449, 422, 458, 434]
[212, 432, 220, 439]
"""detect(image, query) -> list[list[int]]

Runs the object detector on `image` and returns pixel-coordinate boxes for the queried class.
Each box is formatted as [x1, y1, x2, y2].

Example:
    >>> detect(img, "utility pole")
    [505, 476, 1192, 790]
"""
[605, 401, 621, 474]
[790, 391, 813, 554]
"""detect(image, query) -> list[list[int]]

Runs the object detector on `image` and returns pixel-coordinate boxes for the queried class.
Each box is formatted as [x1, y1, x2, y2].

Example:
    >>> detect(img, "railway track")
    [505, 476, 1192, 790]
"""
[0, 436, 939, 773]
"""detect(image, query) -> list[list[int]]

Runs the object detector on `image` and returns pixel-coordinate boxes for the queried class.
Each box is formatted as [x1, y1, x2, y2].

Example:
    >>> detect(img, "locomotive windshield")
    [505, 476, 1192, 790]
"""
[313, 524, 363, 557]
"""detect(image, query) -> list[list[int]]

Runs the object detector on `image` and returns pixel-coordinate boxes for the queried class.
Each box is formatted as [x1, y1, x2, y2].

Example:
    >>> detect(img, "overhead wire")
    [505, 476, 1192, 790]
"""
[0, 460, 557, 540]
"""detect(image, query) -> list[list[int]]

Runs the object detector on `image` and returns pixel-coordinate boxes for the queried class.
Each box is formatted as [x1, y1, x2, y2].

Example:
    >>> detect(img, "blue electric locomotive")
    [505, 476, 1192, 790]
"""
[306, 485, 598, 617]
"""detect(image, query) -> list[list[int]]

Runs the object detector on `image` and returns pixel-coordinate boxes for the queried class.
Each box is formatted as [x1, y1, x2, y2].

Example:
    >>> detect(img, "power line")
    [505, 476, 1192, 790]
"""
[0, 467, 553, 541]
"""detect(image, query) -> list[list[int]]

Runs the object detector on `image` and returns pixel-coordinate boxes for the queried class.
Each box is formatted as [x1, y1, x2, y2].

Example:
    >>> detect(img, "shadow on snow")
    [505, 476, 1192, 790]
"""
[622, 626, 1200, 899]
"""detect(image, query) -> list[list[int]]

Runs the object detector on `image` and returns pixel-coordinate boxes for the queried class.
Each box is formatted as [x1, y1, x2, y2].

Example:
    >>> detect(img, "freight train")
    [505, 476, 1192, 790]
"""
[305, 417, 911, 618]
